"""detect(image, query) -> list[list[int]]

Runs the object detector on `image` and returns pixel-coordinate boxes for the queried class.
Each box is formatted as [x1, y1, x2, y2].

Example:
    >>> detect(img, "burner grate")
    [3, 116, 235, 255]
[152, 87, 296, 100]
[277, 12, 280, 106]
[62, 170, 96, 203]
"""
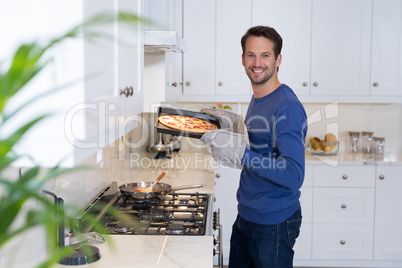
[101, 192, 209, 236]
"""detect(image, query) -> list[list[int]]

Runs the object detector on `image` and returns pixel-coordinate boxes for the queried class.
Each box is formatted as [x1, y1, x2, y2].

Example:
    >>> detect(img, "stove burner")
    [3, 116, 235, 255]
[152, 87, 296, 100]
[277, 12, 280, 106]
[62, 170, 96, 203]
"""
[164, 223, 190, 235]
[113, 225, 133, 234]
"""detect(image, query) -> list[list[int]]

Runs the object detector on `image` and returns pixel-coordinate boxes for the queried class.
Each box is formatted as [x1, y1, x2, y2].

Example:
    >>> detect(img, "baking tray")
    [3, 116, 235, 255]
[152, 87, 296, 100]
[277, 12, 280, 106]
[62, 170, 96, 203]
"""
[154, 107, 221, 139]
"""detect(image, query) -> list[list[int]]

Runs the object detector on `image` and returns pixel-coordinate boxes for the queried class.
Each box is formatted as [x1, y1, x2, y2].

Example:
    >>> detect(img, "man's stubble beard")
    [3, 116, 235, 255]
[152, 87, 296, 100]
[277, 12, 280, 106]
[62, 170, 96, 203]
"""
[246, 65, 276, 87]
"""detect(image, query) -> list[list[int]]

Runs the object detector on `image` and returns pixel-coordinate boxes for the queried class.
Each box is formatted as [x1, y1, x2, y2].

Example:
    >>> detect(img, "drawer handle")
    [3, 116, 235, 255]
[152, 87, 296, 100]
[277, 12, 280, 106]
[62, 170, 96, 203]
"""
[379, 175, 385, 180]
[341, 204, 347, 209]
[215, 174, 221, 178]
[342, 175, 348, 180]
[340, 240, 346, 245]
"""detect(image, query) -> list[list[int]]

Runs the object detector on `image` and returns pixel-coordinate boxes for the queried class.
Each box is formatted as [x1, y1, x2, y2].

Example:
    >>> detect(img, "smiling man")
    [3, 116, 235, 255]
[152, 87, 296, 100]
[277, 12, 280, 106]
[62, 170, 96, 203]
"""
[201, 26, 308, 268]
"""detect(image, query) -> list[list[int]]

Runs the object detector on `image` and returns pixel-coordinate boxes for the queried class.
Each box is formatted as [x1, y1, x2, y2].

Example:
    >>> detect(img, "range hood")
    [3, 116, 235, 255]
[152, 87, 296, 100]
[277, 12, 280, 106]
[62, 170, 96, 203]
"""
[144, 31, 185, 53]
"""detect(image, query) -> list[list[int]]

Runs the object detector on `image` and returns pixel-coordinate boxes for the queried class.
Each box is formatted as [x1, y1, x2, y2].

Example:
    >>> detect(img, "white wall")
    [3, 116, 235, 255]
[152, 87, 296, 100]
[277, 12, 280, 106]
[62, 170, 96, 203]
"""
[0, 0, 85, 167]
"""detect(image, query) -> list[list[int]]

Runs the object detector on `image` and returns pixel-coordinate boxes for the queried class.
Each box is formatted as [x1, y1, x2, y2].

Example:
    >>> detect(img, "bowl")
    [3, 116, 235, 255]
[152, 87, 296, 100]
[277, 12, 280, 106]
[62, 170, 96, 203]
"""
[305, 142, 338, 156]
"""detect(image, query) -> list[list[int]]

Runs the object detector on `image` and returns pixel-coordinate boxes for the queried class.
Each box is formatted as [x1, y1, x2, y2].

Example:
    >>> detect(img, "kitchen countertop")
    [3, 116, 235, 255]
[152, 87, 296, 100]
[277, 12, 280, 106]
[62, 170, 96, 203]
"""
[305, 151, 402, 166]
[54, 235, 213, 268]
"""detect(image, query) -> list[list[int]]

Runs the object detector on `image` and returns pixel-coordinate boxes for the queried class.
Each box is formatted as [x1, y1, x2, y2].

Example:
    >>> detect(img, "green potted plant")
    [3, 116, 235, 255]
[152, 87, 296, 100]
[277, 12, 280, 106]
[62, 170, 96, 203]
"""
[0, 12, 147, 268]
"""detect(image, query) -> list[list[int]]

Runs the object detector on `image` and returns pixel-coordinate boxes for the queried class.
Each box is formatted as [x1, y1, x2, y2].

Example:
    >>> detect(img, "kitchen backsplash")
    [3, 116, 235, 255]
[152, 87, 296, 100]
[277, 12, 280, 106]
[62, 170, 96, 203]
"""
[165, 102, 402, 154]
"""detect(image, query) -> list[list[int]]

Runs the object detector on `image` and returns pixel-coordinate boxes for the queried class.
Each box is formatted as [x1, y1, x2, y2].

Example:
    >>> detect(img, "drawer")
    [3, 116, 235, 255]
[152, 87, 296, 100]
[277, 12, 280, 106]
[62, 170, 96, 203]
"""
[312, 223, 374, 259]
[314, 165, 375, 187]
[313, 188, 374, 223]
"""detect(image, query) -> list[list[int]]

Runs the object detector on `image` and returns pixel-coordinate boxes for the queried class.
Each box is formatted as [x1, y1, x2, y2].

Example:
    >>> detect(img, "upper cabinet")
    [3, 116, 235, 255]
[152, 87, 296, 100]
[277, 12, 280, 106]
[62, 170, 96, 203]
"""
[117, 0, 144, 117]
[370, 0, 402, 96]
[83, 0, 144, 148]
[252, 0, 312, 96]
[179, 0, 402, 103]
[181, 0, 252, 102]
[253, 0, 372, 97]
[310, 0, 372, 96]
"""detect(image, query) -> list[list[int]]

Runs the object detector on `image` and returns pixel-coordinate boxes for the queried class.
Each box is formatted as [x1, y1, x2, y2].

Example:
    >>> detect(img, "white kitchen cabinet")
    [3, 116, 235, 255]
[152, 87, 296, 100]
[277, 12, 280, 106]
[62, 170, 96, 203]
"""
[252, 0, 312, 97]
[213, 168, 241, 266]
[117, 0, 144, 119]
[313, 165, 375, 188]
[294, 187, 313, 259]
[83, 0, 144, 149]
[144, 0, 183, 105]
[370, 0, 402, 96]
[374, 166, 402, 260]
[310, 0, 372, 96]
[182, 0, 215, 97]
[312, 165, 375, 260]
[214, 165, 313, 264]
[253, 0, 372, 97]
[312, 223, 374, 260]
[313, 188, 375, 224]
[182, 0, 251, 100]
[215, 0, 252, 96]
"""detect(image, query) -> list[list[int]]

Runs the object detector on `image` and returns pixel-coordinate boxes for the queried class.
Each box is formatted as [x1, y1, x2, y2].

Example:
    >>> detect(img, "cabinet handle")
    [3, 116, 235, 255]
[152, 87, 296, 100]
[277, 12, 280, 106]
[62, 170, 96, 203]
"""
[171, 82, 177, 87]
[373, 82, 379, 87]
[302, 82, 308, 87]
[313, 82, 318, 87]
[186, 82, 191, 86]
[218, 82, 223, 86]
[215, 174, 221, 178]
[341, 204, 347, 209]
[120, 86, 133, 98]
[379, 175, 384, 180]
[340, 240, 346, 245]
[342, 175, 348, 180]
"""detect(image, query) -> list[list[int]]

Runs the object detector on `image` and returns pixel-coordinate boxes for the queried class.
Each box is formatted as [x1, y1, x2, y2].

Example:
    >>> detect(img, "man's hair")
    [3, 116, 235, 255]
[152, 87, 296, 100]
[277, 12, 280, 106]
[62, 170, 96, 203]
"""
[241, 26, 283, 59]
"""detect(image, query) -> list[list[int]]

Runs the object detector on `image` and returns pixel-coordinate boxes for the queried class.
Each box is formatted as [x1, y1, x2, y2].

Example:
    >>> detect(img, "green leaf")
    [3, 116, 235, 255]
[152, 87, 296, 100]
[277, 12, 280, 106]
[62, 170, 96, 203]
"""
[0, 43, 48, 113]
[0, 115, 48, 161]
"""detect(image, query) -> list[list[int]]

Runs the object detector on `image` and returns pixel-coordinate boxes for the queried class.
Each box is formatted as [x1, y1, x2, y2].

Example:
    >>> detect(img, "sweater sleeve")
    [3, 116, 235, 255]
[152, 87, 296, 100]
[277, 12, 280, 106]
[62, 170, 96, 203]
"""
[241, 106, 307, 190]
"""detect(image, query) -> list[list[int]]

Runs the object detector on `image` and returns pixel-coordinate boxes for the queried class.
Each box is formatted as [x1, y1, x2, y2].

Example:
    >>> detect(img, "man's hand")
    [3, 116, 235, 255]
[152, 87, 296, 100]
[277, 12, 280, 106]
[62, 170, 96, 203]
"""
[201, 129, 249, 169]
[201, 108, 247, 135]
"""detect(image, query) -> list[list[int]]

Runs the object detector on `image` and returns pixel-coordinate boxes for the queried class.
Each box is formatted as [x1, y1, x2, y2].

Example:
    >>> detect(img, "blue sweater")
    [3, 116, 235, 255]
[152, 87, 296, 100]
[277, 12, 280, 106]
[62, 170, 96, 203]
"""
[239, 84, 308, 224]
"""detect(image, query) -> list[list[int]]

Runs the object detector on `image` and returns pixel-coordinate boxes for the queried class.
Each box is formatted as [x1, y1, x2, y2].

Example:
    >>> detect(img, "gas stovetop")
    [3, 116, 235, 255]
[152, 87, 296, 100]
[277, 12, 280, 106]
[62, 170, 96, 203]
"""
[77, 182, 209, 236]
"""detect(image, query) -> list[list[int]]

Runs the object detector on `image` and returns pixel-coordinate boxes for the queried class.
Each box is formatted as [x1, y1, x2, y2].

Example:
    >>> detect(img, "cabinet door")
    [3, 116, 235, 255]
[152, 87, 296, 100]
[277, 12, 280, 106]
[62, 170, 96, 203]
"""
[213, 168, 241, 265]
[117, 0, 144, 120]
[310, 0, 372, 96]
[215, 0, 251, 96]
[374, 166, 402, 260]
[252, 0, 312, 96]
[370, 0, 402, 96]
[182, 0, 215, 96]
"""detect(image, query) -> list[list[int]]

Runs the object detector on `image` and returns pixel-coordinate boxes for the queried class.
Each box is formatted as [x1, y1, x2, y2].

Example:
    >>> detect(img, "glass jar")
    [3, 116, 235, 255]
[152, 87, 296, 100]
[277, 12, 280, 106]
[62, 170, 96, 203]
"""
[348, 131, 360, 153]
[373, 137, 385, 154]
[361, 131, 374, 154]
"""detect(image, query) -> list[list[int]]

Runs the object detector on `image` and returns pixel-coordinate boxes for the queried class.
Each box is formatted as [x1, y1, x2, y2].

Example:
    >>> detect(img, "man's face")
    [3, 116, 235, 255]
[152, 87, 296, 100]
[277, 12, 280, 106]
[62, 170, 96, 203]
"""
[242, 36, 282, 86]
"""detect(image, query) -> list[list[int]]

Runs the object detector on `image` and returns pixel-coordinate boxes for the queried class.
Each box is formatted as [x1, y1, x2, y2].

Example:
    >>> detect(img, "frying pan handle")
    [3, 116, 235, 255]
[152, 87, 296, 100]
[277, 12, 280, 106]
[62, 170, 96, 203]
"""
[169, 184, 206, 192]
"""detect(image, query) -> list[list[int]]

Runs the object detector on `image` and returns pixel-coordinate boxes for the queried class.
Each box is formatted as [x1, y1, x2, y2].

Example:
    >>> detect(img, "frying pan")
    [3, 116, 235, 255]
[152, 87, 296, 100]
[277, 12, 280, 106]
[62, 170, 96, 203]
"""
[119, 182, 206, 200]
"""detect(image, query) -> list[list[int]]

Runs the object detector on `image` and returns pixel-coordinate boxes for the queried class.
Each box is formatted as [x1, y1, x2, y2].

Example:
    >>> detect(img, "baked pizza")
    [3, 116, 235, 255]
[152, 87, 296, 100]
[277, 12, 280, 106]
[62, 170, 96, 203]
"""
[158, 115, 218, 134]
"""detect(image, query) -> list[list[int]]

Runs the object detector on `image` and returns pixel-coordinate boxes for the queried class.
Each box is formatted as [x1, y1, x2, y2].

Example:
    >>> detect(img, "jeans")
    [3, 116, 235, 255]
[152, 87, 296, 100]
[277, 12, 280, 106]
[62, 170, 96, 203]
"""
[228, 207, 302, 268]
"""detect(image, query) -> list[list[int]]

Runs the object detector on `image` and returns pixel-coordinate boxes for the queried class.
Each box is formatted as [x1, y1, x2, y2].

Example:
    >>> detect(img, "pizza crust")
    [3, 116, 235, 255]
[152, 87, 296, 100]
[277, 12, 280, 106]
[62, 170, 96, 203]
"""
[158, 115, 218, 134]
